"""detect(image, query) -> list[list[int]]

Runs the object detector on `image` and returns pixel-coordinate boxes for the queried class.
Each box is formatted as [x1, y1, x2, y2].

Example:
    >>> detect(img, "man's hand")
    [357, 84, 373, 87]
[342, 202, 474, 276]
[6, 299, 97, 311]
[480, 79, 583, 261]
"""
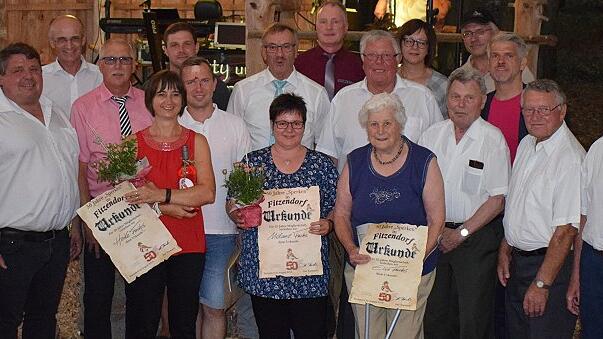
[83, 224, 101, 259]
[523, 283, 549, 317]
[438, 228, 465, 253]
[0, 254, 6, 269]
[309, 219, 332, 236]
[566, 276, 580, 316]
[70, 223, 83, 261]
[347, 246, 371, 266]
[497, 243, 512, 286]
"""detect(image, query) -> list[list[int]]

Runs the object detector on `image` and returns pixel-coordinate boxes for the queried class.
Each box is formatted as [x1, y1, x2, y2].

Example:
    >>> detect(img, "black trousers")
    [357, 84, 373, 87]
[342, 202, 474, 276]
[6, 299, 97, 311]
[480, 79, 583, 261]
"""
[0, 228, 70, 339]
[84, 246, 119, 339]
[251, 295, 329, 339]
[424, 218, 503, 339]
[505, 250, 576, 339]
[125, 252, 204, 339]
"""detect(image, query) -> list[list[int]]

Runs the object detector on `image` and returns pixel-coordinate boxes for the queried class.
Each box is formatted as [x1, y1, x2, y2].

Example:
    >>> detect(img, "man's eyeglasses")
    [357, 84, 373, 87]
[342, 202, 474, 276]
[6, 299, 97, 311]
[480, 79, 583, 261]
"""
[100, 56, 134, 65]
[273, 120, 305, 130]
[54, 36, 82, 45]
[263, 43, 296, 54]
[402, 37, 428, 49]
[522, 104, 562, 117]
[362, 53, 399, 63]
[461, 28, 492, 39]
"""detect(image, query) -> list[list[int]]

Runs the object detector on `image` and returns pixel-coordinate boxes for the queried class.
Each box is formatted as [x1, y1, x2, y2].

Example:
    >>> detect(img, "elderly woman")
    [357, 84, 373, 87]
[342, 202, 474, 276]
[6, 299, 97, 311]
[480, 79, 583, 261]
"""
[334, 92, 445, 339]
[227, 93, 338, 338]
[397, 19, 448, 118]
[124, 70, 215, 339]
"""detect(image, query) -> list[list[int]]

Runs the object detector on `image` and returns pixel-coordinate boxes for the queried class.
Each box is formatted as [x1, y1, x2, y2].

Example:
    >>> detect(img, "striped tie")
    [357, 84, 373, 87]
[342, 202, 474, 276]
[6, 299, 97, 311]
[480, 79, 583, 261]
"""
[112, 96, 133, 137]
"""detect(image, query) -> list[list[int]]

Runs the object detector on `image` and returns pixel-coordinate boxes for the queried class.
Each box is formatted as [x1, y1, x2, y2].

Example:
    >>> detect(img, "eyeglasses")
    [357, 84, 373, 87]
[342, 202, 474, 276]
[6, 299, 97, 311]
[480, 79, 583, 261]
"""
[522, 104, 561, 117]
[362, 53, 399, 63]
[402, 37, 428, 49]
[263, 43, 296, 54]
[54, 36, 82, 45]
[100, 56, 134, 65]
[273, 120, 305, 130]
[461, 28, 492, 39]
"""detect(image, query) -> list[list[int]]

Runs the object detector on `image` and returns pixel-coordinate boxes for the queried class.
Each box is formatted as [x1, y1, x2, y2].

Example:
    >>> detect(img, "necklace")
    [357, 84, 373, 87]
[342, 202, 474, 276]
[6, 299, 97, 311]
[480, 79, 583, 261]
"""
[373, 138, 405, 165]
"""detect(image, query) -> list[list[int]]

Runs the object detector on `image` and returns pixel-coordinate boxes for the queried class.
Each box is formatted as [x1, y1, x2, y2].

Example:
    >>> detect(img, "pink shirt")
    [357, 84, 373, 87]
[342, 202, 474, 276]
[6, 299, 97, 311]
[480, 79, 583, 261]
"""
[488, 94, 522, 163]
[71, 83, 153, 197]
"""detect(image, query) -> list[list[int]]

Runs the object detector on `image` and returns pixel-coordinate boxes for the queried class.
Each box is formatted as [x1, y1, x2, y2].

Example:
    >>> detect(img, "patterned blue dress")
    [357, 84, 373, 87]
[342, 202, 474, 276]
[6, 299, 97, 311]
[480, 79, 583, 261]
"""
[236, 147, 338, 299]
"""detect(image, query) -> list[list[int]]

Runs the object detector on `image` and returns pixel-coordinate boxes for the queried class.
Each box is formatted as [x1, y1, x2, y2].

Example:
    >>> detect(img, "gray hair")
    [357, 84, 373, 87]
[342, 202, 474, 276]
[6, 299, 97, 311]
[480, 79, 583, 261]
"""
[521, 79, 567, 106]
[359, 93, 407, 130]
[487, 32, 528, 59]
[360, 30, 402, 64]
[448, 67, 487, 95]
[99, 39, 136, 59]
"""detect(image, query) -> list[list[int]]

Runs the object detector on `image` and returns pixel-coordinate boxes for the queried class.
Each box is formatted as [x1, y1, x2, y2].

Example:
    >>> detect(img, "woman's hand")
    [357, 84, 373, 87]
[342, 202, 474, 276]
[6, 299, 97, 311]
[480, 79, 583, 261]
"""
[160, 204, 198, 219]
[228, 207, 250, 230]
[125, 182, 165, 204]
[309, 219, 332, 236]
[347, 246, 371, 266]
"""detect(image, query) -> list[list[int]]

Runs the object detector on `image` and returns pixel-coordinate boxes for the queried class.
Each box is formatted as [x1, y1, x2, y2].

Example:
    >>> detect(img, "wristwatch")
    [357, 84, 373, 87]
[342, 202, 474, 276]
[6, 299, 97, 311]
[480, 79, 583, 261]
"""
[459, 226, 470, 237]
[534, 279, 550, 289]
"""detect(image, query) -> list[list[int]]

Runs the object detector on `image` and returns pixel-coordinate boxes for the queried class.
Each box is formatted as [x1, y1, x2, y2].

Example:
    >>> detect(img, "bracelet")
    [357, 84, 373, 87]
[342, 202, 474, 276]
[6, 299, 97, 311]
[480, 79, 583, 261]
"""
[165, 188, 172, 204]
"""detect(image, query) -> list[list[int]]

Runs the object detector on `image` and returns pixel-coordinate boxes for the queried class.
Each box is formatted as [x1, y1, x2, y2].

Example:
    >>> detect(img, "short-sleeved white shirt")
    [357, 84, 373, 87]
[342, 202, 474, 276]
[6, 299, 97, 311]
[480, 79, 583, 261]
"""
[581, 136, 603, 250]
[179, 105, 251, 234]
[418, 118, 511, 222]
[316, 74, 442, 172]
[227, 68, 330, 152]
[42, 57, 103, 118]
[504, 122, 585, 250]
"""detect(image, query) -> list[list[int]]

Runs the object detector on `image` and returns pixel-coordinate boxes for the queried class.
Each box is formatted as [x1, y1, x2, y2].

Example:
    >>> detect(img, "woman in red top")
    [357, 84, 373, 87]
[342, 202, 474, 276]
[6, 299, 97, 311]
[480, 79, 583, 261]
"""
[124, 70, 215, 339]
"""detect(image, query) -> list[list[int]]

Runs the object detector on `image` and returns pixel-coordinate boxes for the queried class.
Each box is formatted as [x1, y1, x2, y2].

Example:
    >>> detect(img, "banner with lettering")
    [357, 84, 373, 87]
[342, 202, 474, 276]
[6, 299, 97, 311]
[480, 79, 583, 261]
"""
[257, 186, 322, 278]
[77, 182, 181, 283]
[349, 223, 428, 310]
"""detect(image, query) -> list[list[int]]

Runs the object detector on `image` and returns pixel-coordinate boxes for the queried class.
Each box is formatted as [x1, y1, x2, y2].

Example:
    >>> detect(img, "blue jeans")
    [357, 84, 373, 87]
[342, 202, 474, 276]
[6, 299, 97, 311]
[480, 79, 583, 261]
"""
[0, 228, 70, 339]
[199, 234, 237, 309]
[580, 241, 603, 339]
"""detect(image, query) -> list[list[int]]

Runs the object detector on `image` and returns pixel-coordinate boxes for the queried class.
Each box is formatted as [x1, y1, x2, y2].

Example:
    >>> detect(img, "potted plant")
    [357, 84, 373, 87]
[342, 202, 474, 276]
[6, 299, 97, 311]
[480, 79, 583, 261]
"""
[92, 138, 151, 187]
[224, 162, 265, 228]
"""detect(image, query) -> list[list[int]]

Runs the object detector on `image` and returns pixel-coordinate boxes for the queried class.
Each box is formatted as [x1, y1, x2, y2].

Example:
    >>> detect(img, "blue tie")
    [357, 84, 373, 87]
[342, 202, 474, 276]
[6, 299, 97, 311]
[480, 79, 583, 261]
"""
[270, 80, 288, 146]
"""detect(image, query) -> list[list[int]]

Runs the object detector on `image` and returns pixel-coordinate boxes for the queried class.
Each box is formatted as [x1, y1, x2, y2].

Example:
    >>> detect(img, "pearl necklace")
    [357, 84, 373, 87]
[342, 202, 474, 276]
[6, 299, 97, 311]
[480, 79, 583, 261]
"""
[373, 139, 405, 165]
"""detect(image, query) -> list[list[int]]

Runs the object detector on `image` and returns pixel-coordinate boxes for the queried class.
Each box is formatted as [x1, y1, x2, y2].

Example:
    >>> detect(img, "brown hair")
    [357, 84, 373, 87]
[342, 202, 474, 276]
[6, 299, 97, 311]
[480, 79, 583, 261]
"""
[144, 70, 186, 116]
[396, 19, 437, 67]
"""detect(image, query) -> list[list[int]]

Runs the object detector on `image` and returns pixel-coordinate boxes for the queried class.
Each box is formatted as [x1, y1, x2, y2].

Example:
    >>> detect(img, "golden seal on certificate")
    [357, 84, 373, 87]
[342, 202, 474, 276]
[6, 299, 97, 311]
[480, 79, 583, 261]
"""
[77, 182, 181, 283]
[257, 186, 322, 278]
[349, 223, 428, 310]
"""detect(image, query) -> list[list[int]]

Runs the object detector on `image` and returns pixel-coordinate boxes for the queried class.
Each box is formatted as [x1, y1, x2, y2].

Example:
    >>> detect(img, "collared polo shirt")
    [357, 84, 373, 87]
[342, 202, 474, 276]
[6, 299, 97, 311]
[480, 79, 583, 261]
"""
[504, 122, 584, 250]
[178, 105, 251, 234]
[418, 117, 511, 222]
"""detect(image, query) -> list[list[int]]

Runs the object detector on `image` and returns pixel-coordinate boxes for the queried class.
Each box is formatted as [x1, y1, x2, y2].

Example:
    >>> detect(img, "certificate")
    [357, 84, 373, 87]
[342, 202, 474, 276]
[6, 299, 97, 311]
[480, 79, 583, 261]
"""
[257, 186, 322, 278]
[349, 223, 428, 310]
[77, 182, 181, 283]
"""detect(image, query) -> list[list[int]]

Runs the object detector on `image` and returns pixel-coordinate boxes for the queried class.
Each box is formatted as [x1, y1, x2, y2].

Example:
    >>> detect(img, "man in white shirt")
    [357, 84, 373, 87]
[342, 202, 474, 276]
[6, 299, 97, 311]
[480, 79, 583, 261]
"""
[420, 68, 511, 339]
[566, 136, 603, 339]
[497, 79, 582, 338]
[42, 15, 102, 118]
[227, 23, 330, 151]
[0, 42, 81, 339]
[178, 56, 251, 339]
[458, 9, 534, 93]
[317, 29, 441, 172]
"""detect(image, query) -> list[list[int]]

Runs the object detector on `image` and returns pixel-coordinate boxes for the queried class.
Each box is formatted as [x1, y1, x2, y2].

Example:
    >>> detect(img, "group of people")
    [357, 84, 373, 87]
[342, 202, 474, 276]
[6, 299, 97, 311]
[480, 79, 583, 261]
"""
[0, 2, 600, 339]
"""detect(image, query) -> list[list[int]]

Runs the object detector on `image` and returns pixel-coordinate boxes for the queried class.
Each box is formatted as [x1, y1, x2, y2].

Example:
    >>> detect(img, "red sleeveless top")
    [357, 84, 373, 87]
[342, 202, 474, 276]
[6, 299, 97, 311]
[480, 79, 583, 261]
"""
[136, 127, 205, 254]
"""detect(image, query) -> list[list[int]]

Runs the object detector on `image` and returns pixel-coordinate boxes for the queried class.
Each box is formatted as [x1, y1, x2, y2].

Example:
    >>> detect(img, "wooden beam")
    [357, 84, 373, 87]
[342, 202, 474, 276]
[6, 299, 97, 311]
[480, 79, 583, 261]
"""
[247, 30, 558, 47]
[6, 3, 93, 11]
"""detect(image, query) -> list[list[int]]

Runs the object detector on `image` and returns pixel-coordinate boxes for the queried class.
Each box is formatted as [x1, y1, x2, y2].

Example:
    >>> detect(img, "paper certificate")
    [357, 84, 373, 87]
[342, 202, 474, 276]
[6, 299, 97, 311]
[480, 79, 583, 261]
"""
[257, 186, 322, 278]
[349, 223, 428, 310]
[77, 182, 181, 283]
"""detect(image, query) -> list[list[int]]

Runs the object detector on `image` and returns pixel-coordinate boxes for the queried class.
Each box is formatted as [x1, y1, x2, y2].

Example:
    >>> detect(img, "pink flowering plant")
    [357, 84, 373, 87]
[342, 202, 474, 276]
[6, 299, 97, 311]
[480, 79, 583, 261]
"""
[224, 161, 265, 227]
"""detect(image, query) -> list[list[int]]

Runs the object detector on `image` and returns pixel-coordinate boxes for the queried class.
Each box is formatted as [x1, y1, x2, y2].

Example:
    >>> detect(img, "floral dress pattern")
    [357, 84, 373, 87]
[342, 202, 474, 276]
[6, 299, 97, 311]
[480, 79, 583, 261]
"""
[236, 147, 338, 299]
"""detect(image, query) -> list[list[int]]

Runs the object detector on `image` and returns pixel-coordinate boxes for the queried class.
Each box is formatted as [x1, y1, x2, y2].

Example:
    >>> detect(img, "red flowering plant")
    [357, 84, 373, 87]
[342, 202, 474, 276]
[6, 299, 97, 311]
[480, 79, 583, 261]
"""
[224, 161, 265, 228]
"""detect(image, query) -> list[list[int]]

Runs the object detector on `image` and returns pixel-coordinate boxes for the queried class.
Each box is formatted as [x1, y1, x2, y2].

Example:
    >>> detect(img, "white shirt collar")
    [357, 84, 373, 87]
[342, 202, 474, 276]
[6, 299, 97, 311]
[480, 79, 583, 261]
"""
[44, 56, 89, 75]
[180, 104, 218, 126]
[531, 121, 569, 156]
[262, 68, 300, 88]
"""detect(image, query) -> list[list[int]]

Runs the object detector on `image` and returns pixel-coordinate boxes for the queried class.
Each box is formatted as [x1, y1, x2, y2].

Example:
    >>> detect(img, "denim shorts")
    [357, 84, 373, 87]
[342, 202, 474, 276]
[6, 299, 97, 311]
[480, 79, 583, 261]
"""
[198, 234, 237, 309]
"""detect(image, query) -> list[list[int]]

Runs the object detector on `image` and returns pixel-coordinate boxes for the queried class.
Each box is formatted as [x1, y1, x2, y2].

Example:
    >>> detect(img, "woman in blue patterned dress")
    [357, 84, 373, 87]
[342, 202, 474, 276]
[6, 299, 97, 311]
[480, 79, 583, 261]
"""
[227, 93, 338, 338]
[334, 92, 445, 339]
